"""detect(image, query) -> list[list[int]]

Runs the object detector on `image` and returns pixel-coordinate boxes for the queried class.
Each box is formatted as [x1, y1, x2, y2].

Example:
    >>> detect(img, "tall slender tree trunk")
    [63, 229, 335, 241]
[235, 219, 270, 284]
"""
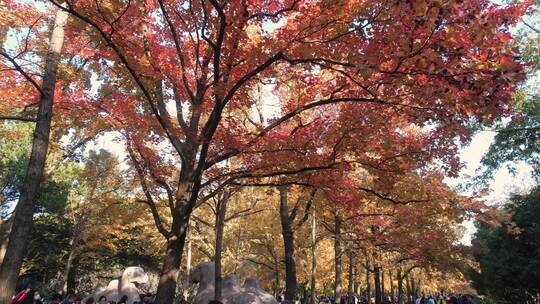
[390, 270, 394, 303]
[61, 234, 80, 294]
[0, 7, 67, 302]
[374, 264, 381, 304]
[410, 275, 415, 301]
[214, 193, 229, 302]
[61, 214, 88, 295]
[279, 186, 297, 303]
[310, 208, 316, 304]
[397, 268, 404, 304]
[234, 220, 241, 273]
[405, 273, 411, 303]
[353, 262, 359, 295]
[366, 257, 371, 303]
[348, 249, 354, 296]
[183, 223, 192, 299]
[274, 255, 280, 297]
[334, 212, 342, 303]
[64, 255, 78, 295]
[381, 268, 385, 302]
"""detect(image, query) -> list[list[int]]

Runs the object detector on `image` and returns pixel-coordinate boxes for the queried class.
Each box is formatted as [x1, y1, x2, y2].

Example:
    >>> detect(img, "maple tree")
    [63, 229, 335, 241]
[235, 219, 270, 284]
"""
[217, 175, 474, 303]
[474, 1, 540, 184]
[0, 0, 529, 302]
[308, 170, 477, 304]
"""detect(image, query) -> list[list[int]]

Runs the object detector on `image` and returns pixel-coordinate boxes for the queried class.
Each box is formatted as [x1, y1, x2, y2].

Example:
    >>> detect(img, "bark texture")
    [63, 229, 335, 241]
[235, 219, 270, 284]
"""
[279, 186, 297, 303]
[154, 210, 189, 304]
[310, 208, 316, 304]
[334, 213, 342, 303]
[0, 7, 67, 303]
[214, 194, 229, 302]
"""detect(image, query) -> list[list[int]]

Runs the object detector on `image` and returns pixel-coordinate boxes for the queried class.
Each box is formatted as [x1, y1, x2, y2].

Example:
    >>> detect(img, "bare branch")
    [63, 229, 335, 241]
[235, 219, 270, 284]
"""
[0, 49, 45, 96]
[225, 208, 268, 222]
[0, 115, 36, 122]
[208, 0, 227, 84]
[48, 0, 189, 164]
[204, 96, 383, 169]
[128, 144, 171, 238]
[523, 20, 540, 34]
[191, 214, 213, 227]
[358, 186, 429, 205]
[157, 0, 195, 102]
[135, 199, 170, 238]
[296, 188, 317, 227]
[247, 0, 299, 20]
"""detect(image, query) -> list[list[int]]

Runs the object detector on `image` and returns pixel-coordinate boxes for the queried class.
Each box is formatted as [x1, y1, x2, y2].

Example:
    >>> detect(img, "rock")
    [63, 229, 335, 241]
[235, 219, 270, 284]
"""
[93, 267, 149, 304]
[190, 262, 278, 304]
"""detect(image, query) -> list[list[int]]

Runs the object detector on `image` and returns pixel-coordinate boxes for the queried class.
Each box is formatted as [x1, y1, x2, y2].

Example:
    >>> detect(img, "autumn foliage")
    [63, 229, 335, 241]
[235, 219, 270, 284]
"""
[0, 0, 529, 303]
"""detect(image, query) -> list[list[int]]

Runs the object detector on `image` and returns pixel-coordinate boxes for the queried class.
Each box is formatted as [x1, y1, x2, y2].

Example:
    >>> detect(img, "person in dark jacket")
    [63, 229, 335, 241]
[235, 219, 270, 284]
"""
[117, 295, 128, 304]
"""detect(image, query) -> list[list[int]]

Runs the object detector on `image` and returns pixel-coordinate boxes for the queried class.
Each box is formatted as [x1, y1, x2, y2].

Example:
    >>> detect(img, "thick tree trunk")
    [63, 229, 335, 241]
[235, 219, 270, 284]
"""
[214, 194, 228, 302]
[154, 213, 189, 304]
[0, 7, 67, 303]
[279, 186, 297, 303]
[334, 213, 342, 303]
[310, 208, 316, 304]
[374, 264, 381, 304]
[0, 219, 12, 264]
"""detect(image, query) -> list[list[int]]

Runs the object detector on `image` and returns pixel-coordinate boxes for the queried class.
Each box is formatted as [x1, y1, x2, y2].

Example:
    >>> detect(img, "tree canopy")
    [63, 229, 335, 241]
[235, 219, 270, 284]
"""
[0, 0, 534, 303]
[470, 187, 540, 303]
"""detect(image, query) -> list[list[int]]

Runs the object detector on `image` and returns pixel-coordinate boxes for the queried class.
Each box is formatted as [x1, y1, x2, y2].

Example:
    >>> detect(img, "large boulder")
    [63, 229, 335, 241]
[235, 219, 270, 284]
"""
[94, 267, 149, 304]
[190, 262, 278, 304]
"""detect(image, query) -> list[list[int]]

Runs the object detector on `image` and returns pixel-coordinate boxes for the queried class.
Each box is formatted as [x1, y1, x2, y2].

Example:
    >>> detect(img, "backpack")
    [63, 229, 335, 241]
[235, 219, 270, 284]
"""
[11, 289, 30, 304]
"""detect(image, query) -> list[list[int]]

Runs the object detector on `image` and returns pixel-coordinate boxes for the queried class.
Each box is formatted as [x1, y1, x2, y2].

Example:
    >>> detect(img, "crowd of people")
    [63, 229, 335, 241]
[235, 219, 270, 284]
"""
[11, 287, 475, 304]
[281, 293, 475, 304]
[413, 294, 474, 304]
[9, 288, 159, 304]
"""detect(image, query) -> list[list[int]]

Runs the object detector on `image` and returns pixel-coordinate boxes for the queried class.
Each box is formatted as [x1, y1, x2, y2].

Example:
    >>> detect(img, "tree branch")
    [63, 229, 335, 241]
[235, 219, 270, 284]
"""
[358, 186, 429, 205]
[128, 144, 170, 238]
[0, 115, 36, 122]
[247, 0, 300, 20]
[0, 49, 45, 97]
[48, 0, 189, 164]
[204, 96, 383, 169]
